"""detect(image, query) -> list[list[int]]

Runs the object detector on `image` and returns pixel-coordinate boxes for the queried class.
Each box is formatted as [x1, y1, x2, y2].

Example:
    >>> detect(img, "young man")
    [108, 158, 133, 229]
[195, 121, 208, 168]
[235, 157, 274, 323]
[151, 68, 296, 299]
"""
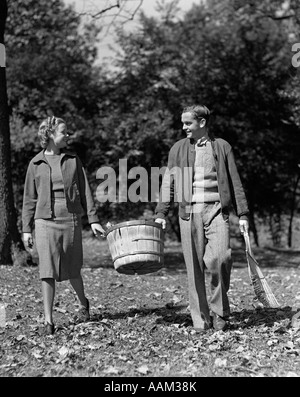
[155, 104, 249, 332]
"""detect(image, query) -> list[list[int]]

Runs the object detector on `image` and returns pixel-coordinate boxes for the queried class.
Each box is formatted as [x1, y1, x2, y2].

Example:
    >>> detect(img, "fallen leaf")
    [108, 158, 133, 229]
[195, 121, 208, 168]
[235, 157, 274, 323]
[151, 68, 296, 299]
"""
[32, 350, 43, 359]
[165, 287, 178, 293]
[16, 335, 26, 341]
[137, 364, 149, 374]
[286, 371, 299, 377]
[172, 295, 182, 304]
[235, 345, 244, 353]
[104, 365, 119, 375]
[291, 312, 300, 330]
[58, 346, 69, 358]
[208, 344, 220, 351]
[214, 358, 227, 367]
[286, 341, 294, 349]
[54, 307, 67, 314]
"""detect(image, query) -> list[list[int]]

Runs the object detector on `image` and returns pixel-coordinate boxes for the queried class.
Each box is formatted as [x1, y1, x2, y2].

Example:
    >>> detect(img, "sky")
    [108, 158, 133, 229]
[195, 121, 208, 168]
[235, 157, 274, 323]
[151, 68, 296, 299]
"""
[64, 0, 197, 64]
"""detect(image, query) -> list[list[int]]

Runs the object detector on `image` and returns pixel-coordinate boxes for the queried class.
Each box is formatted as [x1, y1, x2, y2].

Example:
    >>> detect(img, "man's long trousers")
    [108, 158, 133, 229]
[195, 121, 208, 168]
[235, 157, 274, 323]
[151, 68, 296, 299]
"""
[179, 202, 232, 329]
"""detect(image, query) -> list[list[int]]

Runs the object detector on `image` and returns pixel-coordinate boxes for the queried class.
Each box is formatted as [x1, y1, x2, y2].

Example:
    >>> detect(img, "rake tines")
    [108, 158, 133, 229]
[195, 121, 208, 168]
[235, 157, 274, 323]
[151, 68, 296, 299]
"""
[243, 232, 280, 308]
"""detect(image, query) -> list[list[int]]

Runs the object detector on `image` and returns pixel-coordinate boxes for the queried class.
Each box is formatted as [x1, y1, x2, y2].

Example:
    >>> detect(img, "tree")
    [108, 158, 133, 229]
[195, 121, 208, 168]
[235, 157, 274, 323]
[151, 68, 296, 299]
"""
[5, 0, 103, 218]
[0, 0, 33, 265]
[96, 0, 300, 245]
[0, 0, 144, 265]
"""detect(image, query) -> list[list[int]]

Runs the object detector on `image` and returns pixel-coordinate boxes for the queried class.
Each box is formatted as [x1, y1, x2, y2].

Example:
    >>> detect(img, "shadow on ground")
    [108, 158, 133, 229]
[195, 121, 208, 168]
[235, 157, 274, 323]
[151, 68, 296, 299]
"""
[87, 246, 299, 275]
[81, 304, 297, 332]
[230, 306, 298, 330]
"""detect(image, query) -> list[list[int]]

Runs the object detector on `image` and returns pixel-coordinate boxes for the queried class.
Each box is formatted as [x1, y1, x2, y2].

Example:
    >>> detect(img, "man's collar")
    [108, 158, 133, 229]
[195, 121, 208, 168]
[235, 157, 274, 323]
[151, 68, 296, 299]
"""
[196, 136, 210, 146]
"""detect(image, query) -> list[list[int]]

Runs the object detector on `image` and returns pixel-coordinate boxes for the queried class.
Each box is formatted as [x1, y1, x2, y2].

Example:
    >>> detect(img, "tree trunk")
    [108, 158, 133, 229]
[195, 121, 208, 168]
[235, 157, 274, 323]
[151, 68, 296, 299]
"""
[247, 194, 259, 247]
[0, 0, 35, 266]
[288, 173, 300, 247]
[248, 210, 259, 247]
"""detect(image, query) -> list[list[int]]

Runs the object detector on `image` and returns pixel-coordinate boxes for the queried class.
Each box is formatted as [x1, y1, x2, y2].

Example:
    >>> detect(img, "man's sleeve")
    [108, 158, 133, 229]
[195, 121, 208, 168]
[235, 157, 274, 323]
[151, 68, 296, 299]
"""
[227, 148, 249, 219]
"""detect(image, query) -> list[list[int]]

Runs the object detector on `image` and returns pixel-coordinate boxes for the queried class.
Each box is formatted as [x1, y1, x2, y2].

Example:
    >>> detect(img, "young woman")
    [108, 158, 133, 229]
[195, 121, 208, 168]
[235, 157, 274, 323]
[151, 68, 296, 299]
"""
[22, 116, 105, 335]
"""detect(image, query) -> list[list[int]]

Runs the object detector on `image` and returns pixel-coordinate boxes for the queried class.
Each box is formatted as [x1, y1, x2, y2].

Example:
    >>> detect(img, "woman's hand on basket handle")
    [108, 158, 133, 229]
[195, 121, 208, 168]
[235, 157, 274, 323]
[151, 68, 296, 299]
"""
[23, 232, 33, 249]
[91, 223, 106, 238]
[155, 218, 166, 230]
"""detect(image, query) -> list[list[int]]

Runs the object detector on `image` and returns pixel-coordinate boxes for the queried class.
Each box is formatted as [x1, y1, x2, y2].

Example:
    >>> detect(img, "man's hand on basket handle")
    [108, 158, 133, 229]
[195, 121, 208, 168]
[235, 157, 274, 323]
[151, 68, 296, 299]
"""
[155, 218, 166, 230]
[239, 219, 249, 235]
[91, 223, 106, 238]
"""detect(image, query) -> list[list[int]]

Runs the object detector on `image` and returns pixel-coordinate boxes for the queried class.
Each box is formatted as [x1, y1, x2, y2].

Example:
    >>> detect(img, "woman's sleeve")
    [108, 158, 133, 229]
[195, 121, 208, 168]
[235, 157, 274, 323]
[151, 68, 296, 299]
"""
[22, 162, 37, 233]
[76, 157, 100, 224]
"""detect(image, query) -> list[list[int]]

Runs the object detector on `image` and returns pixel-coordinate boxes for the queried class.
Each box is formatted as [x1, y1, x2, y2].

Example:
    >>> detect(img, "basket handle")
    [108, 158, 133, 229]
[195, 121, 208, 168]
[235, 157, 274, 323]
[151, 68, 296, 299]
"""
[132, 238, 164, 244]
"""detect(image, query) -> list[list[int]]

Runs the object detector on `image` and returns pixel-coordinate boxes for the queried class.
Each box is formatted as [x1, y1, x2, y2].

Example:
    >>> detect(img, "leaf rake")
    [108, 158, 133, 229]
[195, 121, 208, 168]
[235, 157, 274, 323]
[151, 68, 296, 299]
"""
[243, 232, 280, 308]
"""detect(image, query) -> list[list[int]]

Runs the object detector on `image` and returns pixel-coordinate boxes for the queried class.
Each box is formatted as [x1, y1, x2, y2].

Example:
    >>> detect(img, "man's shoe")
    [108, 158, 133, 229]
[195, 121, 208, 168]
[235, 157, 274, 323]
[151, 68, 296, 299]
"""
[194, 327, 209, 334]
[212, 313, 228, 331]
[76, 298, 90, 322]
[44, 322, 55, 335]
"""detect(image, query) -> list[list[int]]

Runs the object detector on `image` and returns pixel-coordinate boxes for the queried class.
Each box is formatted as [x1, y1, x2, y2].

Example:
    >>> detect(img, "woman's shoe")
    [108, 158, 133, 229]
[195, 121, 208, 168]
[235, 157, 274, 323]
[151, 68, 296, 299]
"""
[77, 298, 90, 323]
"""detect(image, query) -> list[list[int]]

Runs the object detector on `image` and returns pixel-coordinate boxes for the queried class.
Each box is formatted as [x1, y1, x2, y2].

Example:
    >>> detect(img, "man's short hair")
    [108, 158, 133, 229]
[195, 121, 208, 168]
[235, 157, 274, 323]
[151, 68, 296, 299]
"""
[182, 104, 210, 124]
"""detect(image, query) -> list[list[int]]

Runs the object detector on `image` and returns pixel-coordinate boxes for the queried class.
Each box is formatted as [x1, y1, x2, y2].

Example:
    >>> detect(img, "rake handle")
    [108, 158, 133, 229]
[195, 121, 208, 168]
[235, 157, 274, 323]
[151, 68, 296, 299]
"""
[243, 231, 252, 255]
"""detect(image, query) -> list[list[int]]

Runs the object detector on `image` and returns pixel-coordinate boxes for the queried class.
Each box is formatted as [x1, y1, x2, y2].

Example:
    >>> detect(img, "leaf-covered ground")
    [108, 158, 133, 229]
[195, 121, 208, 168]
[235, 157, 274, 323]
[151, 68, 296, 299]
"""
[1, 233, 300, 378]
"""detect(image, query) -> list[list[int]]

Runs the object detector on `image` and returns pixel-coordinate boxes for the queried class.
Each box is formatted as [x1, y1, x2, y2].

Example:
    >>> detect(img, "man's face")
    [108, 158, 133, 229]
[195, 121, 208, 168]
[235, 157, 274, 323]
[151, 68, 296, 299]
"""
[181, 112, 204, 139]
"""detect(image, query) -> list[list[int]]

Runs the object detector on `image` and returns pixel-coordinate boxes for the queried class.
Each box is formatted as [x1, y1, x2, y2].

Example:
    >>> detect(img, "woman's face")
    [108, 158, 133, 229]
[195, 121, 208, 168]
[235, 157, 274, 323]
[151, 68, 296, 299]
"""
[51, 123, 69, 148]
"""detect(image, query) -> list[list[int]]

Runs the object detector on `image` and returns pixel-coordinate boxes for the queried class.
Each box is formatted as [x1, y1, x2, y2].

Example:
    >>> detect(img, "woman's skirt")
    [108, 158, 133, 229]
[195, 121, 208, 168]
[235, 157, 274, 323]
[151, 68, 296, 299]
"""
[35, 198, 83, 281]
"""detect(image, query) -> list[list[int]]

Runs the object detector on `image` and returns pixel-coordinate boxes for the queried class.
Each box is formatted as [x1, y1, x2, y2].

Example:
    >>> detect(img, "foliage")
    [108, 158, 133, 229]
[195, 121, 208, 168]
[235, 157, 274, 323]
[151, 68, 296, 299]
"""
[6, 0, 101, 123]
[5, 0, 103, 215]
[4, 0, 300, 245]
[92, 0, 300, 244]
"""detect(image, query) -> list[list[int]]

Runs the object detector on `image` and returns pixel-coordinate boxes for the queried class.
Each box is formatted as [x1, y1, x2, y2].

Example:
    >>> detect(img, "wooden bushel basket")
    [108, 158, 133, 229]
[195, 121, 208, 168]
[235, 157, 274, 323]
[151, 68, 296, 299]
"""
[105, 220, 164, 275]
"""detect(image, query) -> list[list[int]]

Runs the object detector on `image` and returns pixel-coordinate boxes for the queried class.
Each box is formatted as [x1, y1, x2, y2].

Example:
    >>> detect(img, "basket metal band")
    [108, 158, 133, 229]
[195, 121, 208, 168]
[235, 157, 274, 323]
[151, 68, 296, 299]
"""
[113, 251, 164, 262]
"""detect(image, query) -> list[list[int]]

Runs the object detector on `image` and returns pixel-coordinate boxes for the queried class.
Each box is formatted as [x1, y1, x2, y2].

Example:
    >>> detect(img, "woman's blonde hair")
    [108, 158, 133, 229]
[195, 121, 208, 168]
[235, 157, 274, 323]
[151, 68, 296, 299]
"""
[38, 116, 66, 148]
